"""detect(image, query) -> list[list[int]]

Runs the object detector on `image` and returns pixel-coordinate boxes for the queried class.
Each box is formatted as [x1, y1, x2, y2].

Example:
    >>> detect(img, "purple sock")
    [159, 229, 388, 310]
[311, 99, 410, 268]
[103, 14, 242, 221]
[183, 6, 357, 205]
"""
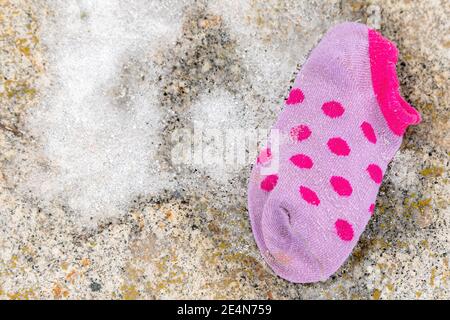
[248, 22, 421, 283]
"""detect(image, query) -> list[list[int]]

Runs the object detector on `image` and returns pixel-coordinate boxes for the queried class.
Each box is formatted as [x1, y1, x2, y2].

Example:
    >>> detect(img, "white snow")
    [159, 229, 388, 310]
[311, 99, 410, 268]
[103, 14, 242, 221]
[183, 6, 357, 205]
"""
[23, 0, 186, 219]
[22, 0, 346, 220]
[189, 88, 263, 184]
[208, 0, 344, 100]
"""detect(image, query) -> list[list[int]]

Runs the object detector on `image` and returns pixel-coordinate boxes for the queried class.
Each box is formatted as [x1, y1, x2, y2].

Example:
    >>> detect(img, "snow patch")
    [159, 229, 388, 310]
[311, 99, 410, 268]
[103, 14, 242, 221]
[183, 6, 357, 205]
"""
[22, 0, 186, 220]
[189, 88, 263, 184]
[208, 0, 344, 99]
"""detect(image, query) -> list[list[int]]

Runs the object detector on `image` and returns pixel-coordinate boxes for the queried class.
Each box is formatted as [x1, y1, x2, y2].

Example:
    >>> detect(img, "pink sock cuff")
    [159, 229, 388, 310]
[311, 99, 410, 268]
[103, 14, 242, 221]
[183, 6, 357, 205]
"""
[368, 29, 421, 136]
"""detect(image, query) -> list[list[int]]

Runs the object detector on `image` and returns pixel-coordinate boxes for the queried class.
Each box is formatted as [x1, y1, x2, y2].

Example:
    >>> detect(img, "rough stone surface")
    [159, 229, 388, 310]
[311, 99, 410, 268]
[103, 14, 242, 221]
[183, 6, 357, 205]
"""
[0, 0, 448, 299]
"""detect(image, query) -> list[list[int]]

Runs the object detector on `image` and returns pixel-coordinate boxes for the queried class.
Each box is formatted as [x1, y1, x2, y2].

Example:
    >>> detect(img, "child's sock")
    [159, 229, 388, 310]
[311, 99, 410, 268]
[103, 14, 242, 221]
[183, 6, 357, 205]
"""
[247, 22, 421, 283]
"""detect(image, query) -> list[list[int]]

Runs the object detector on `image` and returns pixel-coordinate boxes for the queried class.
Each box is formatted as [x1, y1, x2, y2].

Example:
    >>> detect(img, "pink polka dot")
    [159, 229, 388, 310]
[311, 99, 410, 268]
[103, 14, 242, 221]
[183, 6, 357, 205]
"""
[290, 125, 311, 142]
[260, 174, 278, 192]
[361, 121, 377, 144]
[330, 176, 353, 196]
[335, 219, 354, 241]
[299, 186, 320, 206]
[322, 101, 345, 118]
[290, 154, 313, 169]
[327, 137, 350, 156]
[367, 164, 383, 184]
[369, 203, 375, 215]
[257, 148, 272, 165]
[286, 88, 304, 105]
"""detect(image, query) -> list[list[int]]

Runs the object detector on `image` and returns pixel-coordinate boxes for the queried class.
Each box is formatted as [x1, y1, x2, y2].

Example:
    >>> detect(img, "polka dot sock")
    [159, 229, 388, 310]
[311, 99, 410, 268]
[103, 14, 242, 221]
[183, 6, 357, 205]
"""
[247, 22, 421, 283]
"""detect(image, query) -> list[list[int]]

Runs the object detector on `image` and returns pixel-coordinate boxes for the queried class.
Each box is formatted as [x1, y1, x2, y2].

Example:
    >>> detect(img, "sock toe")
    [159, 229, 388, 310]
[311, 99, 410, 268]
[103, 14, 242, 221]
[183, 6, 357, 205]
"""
[260, 197, 330, 283]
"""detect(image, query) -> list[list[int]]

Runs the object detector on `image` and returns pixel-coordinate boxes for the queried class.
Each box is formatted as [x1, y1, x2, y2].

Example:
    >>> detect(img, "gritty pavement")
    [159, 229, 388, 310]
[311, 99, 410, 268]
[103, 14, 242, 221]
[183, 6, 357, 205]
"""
[0, 0, 448, 299]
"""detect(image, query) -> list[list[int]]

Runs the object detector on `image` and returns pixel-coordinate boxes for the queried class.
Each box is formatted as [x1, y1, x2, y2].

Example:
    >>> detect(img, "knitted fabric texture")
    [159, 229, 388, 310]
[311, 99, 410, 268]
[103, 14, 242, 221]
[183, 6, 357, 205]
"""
[247, 22, 421, 283]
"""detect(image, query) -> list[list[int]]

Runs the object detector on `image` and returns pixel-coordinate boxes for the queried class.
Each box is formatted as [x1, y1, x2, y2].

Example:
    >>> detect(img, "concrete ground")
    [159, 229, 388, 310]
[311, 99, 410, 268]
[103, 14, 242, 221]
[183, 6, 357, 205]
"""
[0, 0, 448, 299]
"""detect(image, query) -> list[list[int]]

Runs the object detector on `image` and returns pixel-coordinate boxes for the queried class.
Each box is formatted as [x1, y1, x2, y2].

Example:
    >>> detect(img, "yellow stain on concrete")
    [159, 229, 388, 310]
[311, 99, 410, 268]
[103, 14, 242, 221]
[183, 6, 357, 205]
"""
[372, 288, 381, 300]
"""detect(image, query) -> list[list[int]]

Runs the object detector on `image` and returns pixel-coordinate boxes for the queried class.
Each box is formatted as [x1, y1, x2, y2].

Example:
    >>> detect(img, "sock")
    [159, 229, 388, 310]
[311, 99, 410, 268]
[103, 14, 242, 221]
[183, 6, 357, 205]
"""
[247, 22, 421, 283]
